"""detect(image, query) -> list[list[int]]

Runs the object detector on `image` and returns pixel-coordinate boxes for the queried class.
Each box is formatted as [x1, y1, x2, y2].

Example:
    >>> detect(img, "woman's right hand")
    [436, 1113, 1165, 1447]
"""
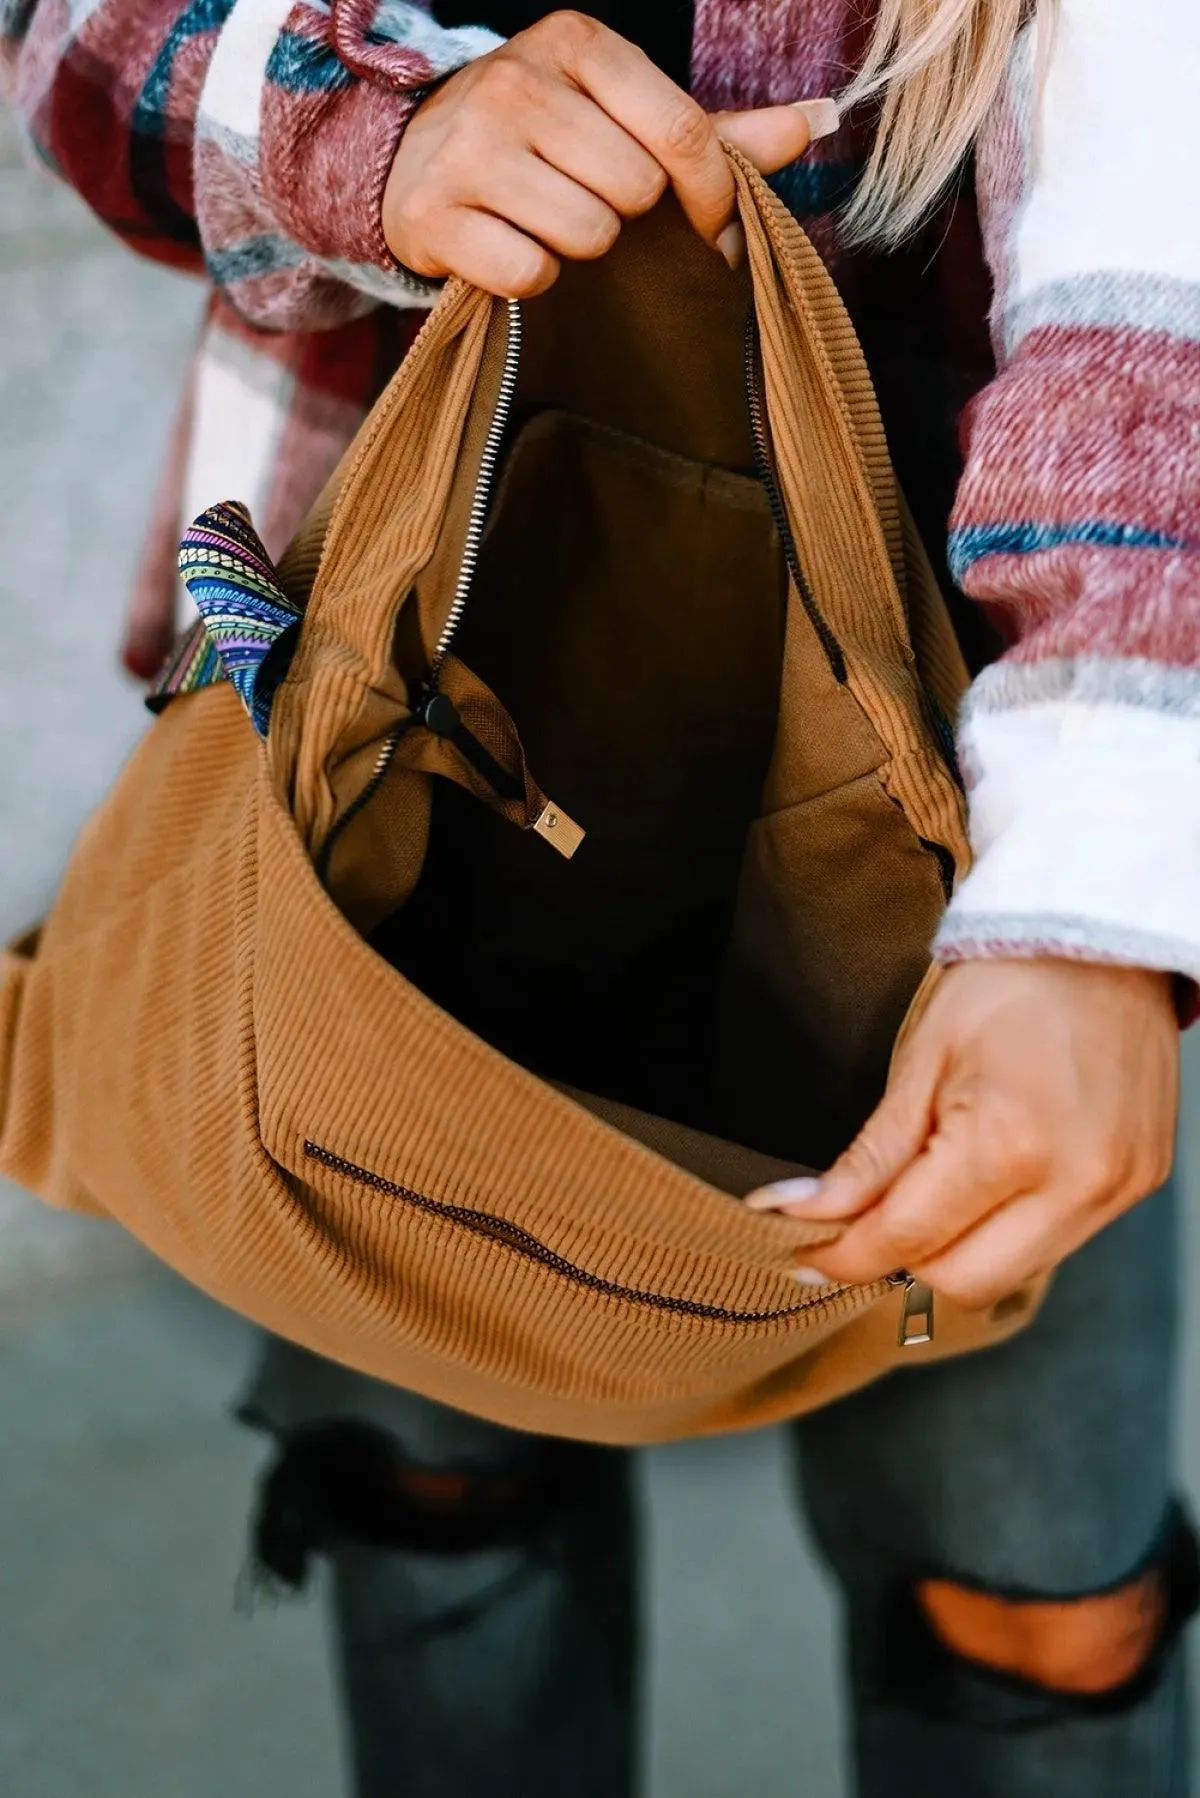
[382, 10, 835, 298]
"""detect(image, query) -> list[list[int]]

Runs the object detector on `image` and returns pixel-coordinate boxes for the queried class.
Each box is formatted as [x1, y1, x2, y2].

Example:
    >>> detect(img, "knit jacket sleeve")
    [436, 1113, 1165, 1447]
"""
[0, 0, 502, 330]
[935, 0, 1200, 985]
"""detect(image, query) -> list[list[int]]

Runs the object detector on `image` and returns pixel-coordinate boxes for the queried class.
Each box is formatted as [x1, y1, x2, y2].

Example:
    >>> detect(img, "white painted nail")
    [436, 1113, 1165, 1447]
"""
[791, 97, 840, 140]
[716, 221, 746, 270]
[794, 1265, 833, 1286]
[744, 1177, 823, 1211]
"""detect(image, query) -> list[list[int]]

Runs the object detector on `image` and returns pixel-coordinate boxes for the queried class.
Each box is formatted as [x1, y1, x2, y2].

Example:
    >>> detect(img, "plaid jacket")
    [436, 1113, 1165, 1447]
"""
[3, 0, 1200, 980]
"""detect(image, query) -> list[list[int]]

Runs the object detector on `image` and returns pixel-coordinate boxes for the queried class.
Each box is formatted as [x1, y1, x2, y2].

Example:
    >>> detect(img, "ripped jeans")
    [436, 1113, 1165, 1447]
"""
[240, 1180, 1192, 1798]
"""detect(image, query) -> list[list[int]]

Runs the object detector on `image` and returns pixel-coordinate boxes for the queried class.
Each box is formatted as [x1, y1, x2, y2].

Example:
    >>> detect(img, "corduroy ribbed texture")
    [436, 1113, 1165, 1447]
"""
[0, 161, 1040, 1445]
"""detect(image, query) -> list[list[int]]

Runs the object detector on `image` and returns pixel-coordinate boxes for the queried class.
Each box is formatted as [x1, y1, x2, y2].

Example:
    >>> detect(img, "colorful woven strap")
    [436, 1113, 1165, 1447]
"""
[151, 500, 302, 738]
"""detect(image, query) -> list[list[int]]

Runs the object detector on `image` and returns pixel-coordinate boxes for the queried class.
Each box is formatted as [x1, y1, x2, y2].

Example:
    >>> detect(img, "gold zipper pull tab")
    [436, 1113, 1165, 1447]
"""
[533, 801, 585, 860]
[898, 1275, 934, 1347]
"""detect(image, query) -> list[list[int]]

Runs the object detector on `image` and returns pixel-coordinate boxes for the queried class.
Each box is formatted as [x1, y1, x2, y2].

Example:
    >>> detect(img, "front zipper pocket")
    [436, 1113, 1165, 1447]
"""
[304, 1137, 882, 1328]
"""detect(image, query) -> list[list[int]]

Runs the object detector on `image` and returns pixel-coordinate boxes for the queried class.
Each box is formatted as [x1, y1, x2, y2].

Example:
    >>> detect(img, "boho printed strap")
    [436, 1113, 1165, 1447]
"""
[150, 500, 302, 737]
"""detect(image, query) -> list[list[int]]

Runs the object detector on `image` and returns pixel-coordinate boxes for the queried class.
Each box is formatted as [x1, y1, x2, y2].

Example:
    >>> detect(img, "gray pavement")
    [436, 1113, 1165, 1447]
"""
[1, 108, 1198, 1798]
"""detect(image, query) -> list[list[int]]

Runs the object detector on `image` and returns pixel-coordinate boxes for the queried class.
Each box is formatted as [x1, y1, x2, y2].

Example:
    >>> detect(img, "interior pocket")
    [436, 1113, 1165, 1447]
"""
[709, 772, 950, 1168]
[450, 407, 787, 969]
[378, 406, 787, 1126]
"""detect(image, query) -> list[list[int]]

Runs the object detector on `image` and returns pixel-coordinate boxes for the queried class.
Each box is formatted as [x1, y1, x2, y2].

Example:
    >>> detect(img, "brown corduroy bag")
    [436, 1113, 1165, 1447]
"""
[0, 157, 1041, 1444]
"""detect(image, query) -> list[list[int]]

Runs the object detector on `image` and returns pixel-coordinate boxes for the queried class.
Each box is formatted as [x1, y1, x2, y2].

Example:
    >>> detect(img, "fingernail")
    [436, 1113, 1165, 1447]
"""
[793, 1265, 833, 1286]
[791, 97, 840, 140]
[716, 221, 746, 270]
[744, 1177, 823, 1211]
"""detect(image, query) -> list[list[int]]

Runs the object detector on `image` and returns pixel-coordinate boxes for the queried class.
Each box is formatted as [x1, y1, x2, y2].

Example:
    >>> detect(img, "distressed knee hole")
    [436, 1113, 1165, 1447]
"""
[251, 1420, 559, 1588]
[916, 1570, 1167, 1696]
[393, 1464, 526, 1515]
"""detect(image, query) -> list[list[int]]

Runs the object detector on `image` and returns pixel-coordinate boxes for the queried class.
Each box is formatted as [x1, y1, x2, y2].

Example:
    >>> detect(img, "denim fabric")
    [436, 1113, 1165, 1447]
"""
[328, 1442, 637, 1798]
[793, 1178, 1186, 1798]
[241, 1181, 1185, 1797]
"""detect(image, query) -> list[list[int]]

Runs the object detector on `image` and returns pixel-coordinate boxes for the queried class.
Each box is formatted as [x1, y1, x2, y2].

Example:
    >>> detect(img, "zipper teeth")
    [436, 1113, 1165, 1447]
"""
[304, 1139, 876, 1326]
[743, 316, 847, 684]
[429, 297, 523, 682]
[318, 298, 522, 877]
[315, 724, 407, 883]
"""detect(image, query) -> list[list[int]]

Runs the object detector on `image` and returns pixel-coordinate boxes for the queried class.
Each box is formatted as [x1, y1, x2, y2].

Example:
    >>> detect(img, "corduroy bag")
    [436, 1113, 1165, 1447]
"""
[0, 156, 1042, 1444]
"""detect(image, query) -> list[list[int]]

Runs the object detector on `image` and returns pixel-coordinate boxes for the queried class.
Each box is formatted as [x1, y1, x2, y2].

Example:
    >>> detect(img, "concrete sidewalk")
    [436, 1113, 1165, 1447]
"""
[2, 110, 1198, 1798]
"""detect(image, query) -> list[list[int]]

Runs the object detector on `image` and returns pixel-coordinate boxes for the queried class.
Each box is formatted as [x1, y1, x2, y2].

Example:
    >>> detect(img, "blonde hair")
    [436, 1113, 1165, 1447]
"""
[842, 0, 1054, 245]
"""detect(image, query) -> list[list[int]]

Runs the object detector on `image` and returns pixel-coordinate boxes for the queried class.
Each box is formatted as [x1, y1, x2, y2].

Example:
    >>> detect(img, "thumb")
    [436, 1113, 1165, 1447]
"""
[712, 98, 839, 176]
[745, 1044, 941, 1221]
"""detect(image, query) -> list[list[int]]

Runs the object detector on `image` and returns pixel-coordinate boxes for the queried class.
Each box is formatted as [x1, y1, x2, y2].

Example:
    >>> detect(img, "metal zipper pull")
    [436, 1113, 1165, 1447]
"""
[894, 1273, 934, 1347]
[533, 802, 585, 859]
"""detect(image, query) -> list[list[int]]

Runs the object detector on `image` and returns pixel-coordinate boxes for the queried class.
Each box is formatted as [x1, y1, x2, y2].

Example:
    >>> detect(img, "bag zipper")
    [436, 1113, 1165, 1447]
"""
[427, 299, 524, 685]
[319, 299, 579, 872]
[408, 297, 534, 811]
[334, 303, 920, 831]
[305, 1141, 931, 1342]
[339, 296, 524, 822]
[305, 1139, 933, 1342]
[322, 303, 859, 870]
[743, 315, 847, 684]
[304, 1138, 876, 1326]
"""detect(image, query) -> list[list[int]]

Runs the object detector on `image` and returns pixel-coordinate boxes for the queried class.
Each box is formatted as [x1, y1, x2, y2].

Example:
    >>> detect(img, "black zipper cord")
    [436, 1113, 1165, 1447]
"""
[416, 688, 525, 803]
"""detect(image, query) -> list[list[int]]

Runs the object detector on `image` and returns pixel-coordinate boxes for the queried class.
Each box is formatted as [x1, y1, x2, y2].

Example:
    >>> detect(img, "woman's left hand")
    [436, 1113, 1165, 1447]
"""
[746, 959, 1180, 1308]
